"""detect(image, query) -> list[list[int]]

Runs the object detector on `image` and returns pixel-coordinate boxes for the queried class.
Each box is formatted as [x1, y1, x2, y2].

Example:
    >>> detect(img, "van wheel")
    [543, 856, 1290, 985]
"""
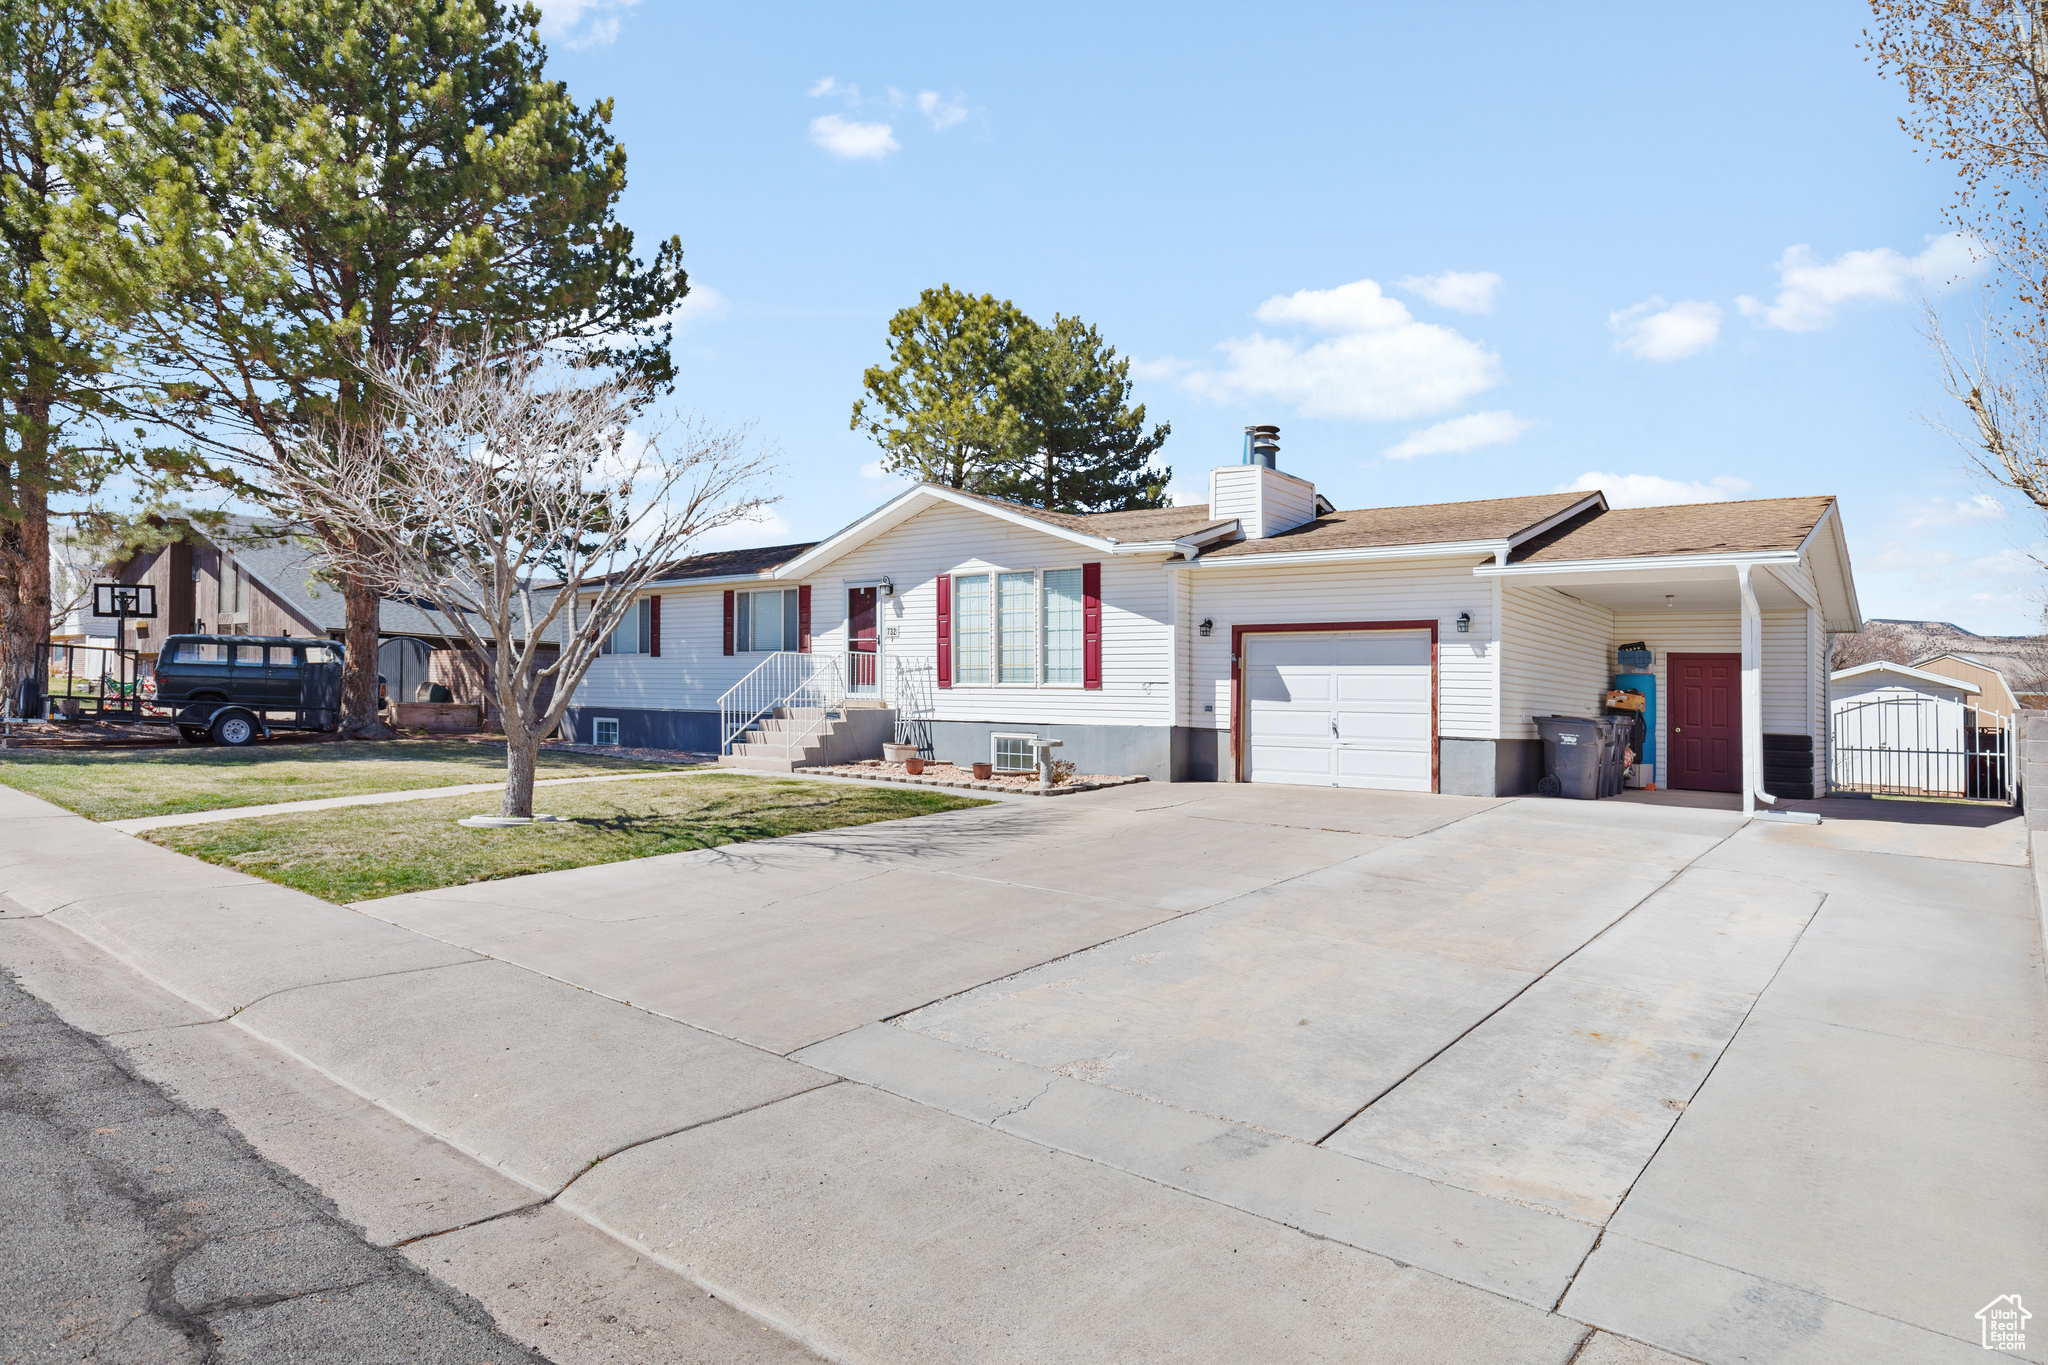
[211, 711, 260, 747]
[178, 726, 212, 743]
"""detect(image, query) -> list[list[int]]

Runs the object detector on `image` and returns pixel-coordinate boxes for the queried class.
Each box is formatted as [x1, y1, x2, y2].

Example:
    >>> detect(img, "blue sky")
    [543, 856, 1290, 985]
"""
[537, 0, 2034, 633]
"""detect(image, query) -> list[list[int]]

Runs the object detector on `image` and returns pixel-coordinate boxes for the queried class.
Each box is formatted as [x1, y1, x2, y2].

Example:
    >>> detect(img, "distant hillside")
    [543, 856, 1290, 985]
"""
[1833, 618, 2048, 693]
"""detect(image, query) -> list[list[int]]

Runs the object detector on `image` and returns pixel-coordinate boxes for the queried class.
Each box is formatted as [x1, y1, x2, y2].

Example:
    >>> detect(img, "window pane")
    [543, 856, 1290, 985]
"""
[998, 572, 1036, 683]
[303, 644, 338, 665]
[784, 589, 801, 649]
[734, 592, 750, 652]
[172, 641, 225, 663]
[1042, 568, 1083, 684]
[993, 734, 1036, 772]
[268, 647, 296, 666]
[233, 644, 264, 665]
[750, 591, 782, 651]
[953, 575, 990, 684]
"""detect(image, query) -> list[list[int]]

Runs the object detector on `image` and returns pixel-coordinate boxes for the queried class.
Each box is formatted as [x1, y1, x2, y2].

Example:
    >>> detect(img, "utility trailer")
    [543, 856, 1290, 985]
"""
[38, 633, 347, 745]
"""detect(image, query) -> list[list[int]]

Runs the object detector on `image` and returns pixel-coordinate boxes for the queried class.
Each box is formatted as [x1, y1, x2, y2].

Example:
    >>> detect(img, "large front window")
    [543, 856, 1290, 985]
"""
[952, 567, 1084, 686]
[736, 589, 799, 652]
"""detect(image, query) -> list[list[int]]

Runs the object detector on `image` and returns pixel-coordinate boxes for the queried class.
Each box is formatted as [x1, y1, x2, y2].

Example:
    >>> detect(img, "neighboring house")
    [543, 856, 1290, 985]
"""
[564, 439, 1860, 809]
[1911, 651, 2022, 718]
[1828, 660, 1995, 798]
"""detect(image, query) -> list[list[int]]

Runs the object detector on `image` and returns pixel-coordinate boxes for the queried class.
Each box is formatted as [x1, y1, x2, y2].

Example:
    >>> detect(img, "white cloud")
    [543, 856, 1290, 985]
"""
[1968, 546, 2041, 577]
[1396, 270, 1502, 314]
[673, 285, 727, 328]
[1736, 234, 1978, 332]
[693, 509, 795, 549]
[1183, 279, 1501, 421]
[534, 0, 638, 48]
[1609, 297, 1722, 362]
[917, 90, 968, 130]
[810, 114, 899, 160]
[1382, 410, 1536, 460]
[1906, 493, 2005, 528]
[1558, 471, 1754, 508]
[808, 76, 858, 102]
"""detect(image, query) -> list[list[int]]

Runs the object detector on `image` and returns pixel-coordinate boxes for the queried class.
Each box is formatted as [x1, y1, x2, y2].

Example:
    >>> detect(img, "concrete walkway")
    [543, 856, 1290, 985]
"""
[3, 780, 2040, 1364]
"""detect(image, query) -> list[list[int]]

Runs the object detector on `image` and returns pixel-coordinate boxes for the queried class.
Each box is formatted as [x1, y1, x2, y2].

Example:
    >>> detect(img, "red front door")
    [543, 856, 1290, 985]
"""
[1668, 652, 1739, 792]
[847, 587, 878, 692]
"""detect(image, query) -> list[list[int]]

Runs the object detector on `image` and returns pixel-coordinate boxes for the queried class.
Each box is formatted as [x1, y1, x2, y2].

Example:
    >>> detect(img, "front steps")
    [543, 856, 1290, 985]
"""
[718, 705, 897, 772]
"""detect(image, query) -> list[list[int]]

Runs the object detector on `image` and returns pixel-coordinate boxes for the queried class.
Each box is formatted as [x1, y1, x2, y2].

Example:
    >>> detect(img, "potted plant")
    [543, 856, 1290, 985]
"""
[904, 757, 926, 775]
[971, 761, 993, 780]
[882, 741, 917, 763]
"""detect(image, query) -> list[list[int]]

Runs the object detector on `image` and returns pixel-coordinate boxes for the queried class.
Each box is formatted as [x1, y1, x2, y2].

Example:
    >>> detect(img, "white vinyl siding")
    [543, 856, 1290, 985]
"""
[1185, 555, 1493, 739]
[1498, 585, 1615, 740]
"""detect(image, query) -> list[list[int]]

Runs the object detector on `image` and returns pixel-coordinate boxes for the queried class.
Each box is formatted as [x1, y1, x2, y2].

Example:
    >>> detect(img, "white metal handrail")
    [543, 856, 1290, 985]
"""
[718, 651, 847, 758]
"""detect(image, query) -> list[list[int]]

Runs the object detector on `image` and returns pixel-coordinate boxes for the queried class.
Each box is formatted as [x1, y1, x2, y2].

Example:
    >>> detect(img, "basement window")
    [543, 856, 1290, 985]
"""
[593, 717, 621, 747]
[991, 732, 1038, 774]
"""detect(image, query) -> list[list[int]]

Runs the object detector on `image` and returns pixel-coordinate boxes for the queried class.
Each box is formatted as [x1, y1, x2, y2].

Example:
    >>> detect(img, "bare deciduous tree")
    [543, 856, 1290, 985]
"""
[273, 343, 774, 818]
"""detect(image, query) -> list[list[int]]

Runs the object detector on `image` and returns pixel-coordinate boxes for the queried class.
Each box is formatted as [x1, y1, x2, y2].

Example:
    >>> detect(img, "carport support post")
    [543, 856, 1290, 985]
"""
[1737, 563, 1774, 817]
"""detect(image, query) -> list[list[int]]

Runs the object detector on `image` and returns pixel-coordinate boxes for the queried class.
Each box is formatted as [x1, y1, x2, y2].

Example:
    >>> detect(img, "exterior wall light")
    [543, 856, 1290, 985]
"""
[879, 576, 894, 597]
[1455, 612, 1471, 633]
[1198, 618, 1215, 637]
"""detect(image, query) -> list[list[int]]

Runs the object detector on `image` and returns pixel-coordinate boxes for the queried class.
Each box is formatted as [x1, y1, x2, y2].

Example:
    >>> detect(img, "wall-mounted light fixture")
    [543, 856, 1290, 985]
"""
[1455, 611, 1471, 633]
[879, 576, 894, 597]
[1664, 594, 1675, 609]
[1198, 618, 1215, 637]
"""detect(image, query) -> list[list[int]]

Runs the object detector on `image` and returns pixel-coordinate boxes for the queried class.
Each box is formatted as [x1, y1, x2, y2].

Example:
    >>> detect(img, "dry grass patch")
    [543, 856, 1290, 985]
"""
[147, 772, 987, 903]
[0, 738, 687, 822]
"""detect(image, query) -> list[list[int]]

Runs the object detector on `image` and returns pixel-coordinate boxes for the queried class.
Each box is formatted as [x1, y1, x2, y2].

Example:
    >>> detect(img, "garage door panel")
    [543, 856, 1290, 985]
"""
[1245, 631, 1434, 792]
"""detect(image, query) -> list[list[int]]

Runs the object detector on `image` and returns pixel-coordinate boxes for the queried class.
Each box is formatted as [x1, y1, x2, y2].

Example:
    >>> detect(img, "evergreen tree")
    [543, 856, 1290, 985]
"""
[87, 0, 685, 735]
[1001, 314, 1170, 512]
[851, 284, 1033, 494]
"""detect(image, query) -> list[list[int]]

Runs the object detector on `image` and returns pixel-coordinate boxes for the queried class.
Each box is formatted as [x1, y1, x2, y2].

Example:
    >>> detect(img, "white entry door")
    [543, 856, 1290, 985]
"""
[1244, 631, 1433, 791]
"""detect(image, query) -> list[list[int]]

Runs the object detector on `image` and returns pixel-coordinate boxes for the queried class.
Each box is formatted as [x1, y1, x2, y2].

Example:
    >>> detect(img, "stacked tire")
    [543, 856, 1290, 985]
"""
[1763, 733, 1815, 800]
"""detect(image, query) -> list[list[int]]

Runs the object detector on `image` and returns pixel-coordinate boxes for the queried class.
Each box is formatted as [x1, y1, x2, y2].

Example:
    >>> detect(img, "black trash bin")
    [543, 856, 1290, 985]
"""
[1593, 715, 1632, 797]
[1534, 715, 1605, 799]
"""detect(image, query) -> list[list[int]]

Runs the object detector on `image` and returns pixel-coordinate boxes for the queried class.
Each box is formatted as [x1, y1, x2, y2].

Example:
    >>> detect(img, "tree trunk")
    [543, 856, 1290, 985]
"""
[0, 395, 53, 719]
[502, 718, 537, 818]
[340, 573, 393, 739]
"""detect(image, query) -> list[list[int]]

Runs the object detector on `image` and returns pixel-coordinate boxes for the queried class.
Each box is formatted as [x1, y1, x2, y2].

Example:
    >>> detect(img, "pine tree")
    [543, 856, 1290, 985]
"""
[87, 0, 686, 735]
[1002, 315, 1170, 512]
[851, 284, 1033, 494]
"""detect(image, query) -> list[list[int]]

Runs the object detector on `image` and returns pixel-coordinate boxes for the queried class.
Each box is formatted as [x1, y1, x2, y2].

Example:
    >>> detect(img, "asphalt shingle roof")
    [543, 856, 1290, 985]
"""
[1199, 491, 1592, 559]
[1507, 496, 1835, 564]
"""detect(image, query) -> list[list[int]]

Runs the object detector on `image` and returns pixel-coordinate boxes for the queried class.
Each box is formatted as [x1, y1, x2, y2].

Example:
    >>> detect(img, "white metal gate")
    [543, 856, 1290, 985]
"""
[1829, 696, 2012, 801]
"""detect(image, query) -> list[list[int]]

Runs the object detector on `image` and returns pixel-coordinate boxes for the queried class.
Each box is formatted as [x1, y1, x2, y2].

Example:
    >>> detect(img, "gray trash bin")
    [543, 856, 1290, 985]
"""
[1534, 716, 1604, 799]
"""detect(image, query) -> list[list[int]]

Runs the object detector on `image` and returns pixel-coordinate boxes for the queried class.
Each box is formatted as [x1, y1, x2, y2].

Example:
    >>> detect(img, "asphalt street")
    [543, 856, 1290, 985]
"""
[0, 966, 549, 1365]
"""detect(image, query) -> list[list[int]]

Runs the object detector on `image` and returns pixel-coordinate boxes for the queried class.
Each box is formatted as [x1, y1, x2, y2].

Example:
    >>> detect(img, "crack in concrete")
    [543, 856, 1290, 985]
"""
[987, 1079, 1054, 1124]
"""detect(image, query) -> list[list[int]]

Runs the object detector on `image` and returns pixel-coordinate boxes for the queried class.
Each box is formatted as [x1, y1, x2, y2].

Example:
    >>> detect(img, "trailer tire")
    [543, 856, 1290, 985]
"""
[211, 710, 260, 747]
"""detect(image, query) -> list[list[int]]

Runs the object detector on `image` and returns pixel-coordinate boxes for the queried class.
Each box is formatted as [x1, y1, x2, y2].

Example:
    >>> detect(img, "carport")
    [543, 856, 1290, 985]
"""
[1477, 496, 1861, 813]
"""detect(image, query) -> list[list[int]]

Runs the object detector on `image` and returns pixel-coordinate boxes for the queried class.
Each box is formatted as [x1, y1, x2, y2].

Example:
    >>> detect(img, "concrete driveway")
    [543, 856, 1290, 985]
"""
[3, 778, 2042, 1364]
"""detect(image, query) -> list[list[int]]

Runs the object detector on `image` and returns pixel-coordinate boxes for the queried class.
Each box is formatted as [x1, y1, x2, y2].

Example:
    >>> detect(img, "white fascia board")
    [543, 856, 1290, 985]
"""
[1503, 492, 1606, 548]
[1830, 660, 1981, 694]
[1189, 539, 1509, 569]
[638, 570, 785, 590]
[1474, 549, 1803, 580]
[770, 485, 1122, 581]
[1795, 502, 1863, 633]
[1759, 560, 1822, 612]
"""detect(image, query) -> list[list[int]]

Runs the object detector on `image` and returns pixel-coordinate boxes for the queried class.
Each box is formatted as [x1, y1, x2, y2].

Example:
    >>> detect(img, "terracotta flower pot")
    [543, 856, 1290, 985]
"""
[972, 762, 993, 780]
[904, 758, 926, 775]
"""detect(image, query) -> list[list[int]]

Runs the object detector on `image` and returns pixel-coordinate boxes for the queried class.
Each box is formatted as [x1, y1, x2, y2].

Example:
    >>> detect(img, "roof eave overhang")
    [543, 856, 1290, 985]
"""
[1190, 538, 1511, 568]
[1475, 549, 1804, 581]
[1794, 501, 1863, 633]
[1830, 660, 1981, 693]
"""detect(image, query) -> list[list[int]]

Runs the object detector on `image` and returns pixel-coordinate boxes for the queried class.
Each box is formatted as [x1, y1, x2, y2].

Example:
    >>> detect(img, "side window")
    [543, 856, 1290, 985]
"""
[269, 647, 296, 667]
[952, 575, 990, 683]
[302, 644, 339, 665]
[233, 644, 265, 666]
[170, 641, 226, 664]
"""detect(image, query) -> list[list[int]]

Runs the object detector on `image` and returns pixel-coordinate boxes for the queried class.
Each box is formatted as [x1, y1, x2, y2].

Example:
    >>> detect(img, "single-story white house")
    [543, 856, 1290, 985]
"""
[565, 441, 1861, 812]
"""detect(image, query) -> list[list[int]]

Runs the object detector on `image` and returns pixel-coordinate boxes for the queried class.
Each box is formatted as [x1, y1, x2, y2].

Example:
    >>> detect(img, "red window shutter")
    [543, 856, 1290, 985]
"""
[935, 574, 952, 688]
[648, 596, 661, 658]
[722, 590, 734, 656]
[797, 584, 812, 653]
[1082, 562, 1102, 690]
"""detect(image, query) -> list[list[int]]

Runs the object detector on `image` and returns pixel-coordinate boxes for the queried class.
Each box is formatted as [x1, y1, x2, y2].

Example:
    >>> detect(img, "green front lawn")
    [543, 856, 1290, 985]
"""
[147, 773, 986, 903]
[0, 738, 688, 822]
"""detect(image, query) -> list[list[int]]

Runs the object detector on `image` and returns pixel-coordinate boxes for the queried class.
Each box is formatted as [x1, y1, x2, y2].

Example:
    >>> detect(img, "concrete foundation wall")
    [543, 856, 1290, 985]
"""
[563, 706, 720, 753]
[1439, 737, 1542, 797]
[921, 720, 1177, 781]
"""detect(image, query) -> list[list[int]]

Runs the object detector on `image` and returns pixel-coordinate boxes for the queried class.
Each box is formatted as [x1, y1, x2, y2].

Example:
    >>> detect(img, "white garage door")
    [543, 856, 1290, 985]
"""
[1244, 631, 1433, 791]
